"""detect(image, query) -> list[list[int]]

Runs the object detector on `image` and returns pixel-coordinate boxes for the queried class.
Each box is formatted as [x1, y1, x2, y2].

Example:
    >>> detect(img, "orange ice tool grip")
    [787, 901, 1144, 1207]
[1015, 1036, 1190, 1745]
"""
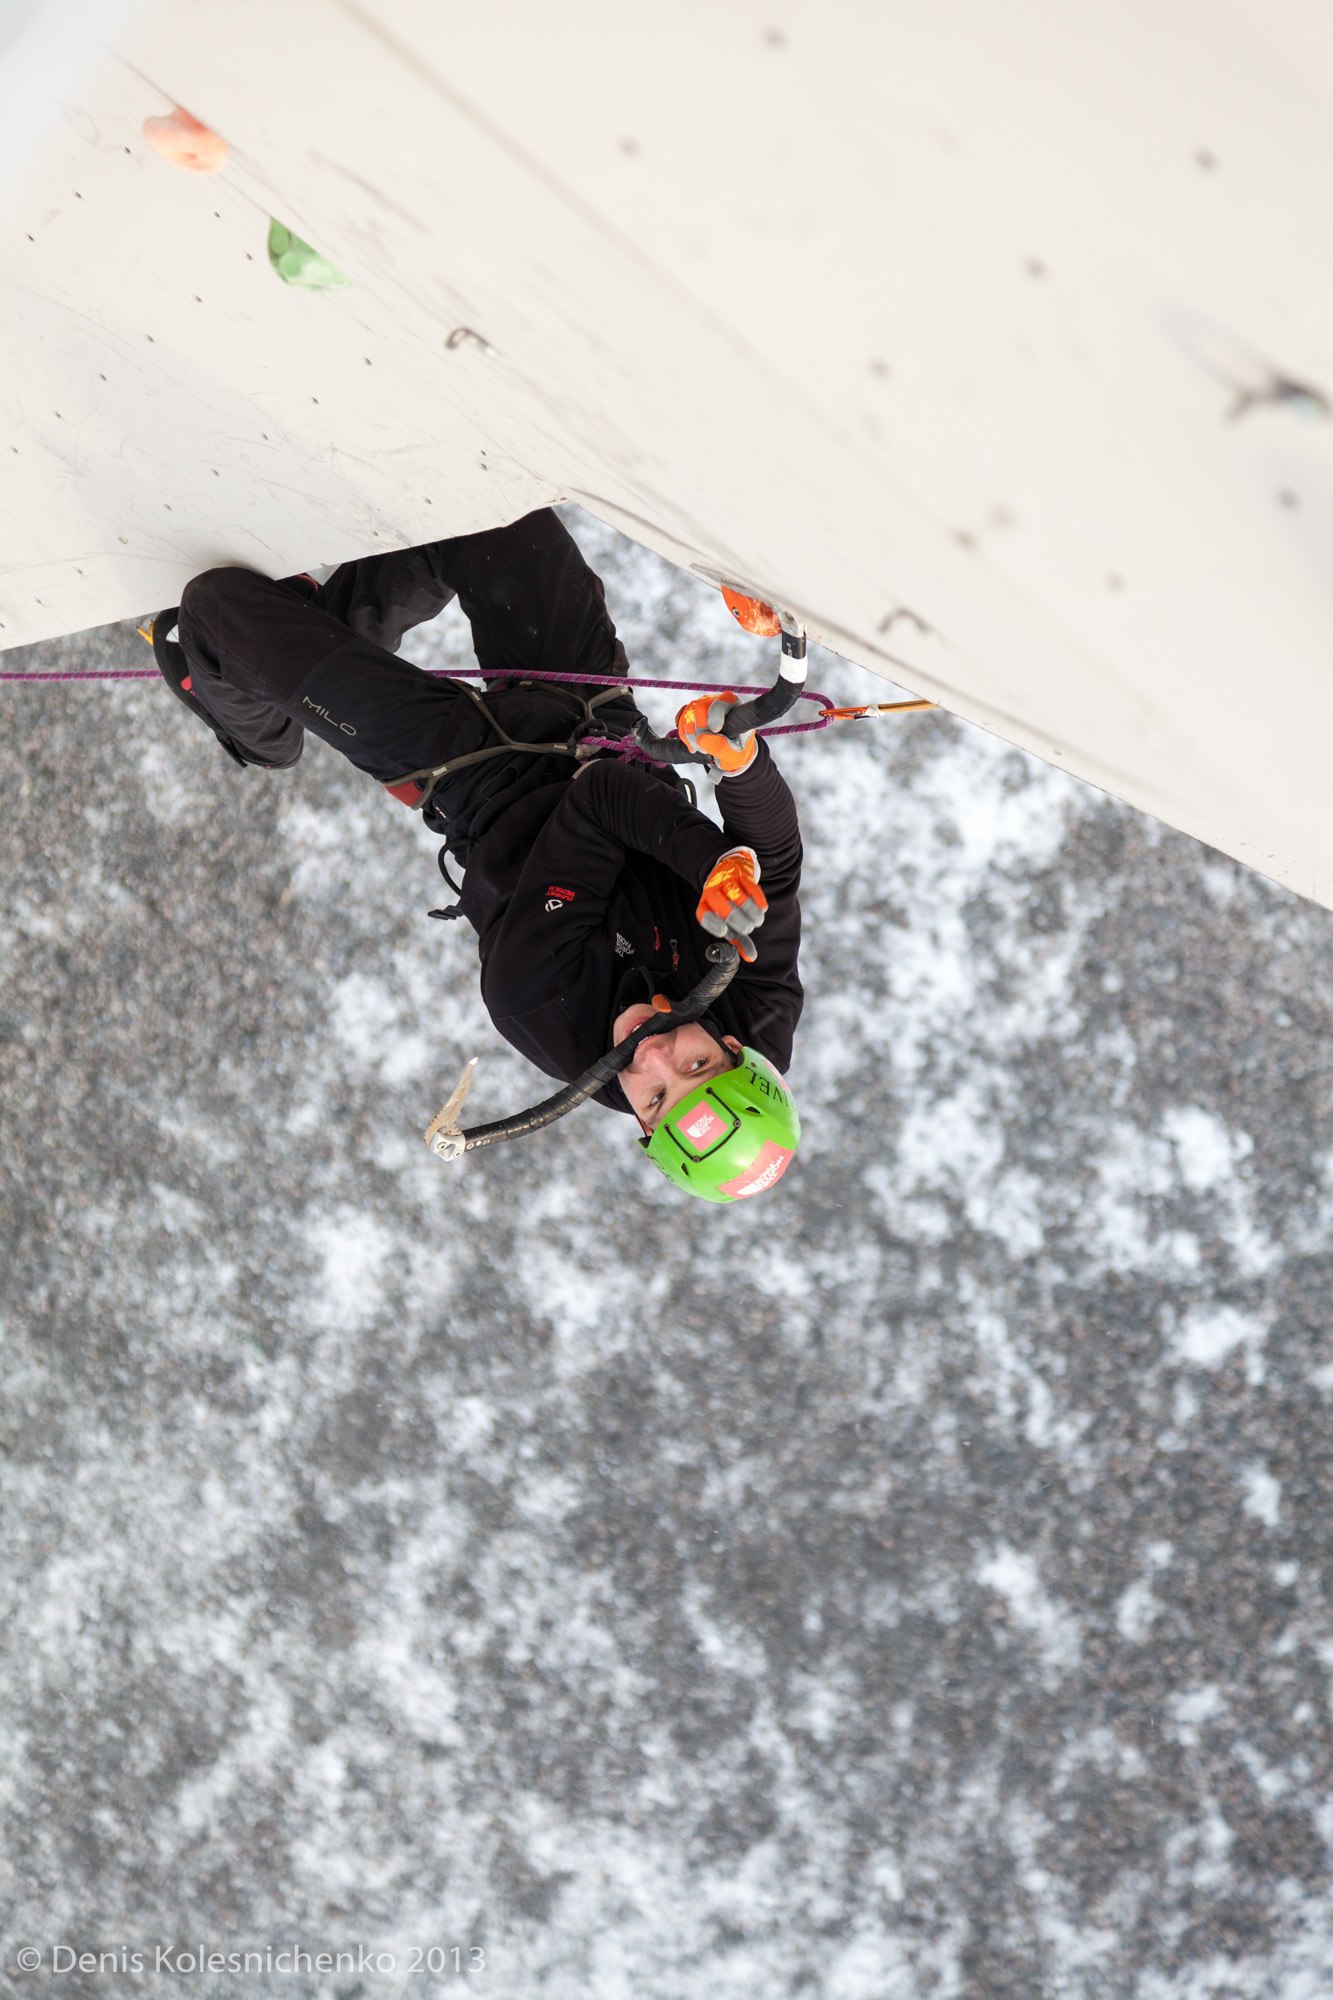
[675, 692, 758, 775]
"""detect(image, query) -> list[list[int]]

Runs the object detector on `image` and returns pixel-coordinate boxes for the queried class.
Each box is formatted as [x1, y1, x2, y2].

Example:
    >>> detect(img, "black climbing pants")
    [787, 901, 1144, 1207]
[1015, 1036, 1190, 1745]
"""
[175, 509, 636, 799]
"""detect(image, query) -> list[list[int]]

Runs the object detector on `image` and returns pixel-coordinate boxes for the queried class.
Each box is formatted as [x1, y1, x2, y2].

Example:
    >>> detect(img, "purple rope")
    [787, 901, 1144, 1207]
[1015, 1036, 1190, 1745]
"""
[580, 709, 832, 754]
[0, 662, 817, 692]
[0, 667, 161, 681]
[0, 656, 838, 739]
[762, 712, 838, 738]
[478, 668, 839, 736]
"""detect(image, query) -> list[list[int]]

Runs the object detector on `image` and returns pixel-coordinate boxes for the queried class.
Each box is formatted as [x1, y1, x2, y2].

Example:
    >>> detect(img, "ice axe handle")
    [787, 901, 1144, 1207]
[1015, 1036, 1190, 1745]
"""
[426, 943, 742, 1161]
[632, 625, 808, 766]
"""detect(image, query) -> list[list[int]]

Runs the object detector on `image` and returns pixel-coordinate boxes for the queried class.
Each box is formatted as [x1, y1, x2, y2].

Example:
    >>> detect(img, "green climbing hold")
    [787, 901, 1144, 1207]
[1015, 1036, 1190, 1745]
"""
[266, 219, 349, 291]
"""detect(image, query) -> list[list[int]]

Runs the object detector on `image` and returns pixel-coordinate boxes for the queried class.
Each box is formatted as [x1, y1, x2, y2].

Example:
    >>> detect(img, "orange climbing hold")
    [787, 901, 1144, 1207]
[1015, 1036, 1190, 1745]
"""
[142, 107, 229, 174]
[721, 586, 782, 637]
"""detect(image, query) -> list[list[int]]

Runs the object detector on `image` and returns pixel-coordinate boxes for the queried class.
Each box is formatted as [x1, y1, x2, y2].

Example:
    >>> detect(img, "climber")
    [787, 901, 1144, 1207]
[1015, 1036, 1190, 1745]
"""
[155, 508, 803, 1199]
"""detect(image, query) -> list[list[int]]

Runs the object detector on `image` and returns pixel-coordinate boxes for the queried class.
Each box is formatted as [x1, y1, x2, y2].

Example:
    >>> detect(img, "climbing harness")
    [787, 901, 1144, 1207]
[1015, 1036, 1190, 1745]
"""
[384, 605, 810, 824]
[381, 673, 644, 809]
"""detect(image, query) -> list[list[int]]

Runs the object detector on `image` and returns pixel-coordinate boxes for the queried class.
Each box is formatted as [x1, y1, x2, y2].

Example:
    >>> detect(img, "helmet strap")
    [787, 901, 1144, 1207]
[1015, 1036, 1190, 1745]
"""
[698, 1013, 744, 1067]
[630, 1015, 741, 1144]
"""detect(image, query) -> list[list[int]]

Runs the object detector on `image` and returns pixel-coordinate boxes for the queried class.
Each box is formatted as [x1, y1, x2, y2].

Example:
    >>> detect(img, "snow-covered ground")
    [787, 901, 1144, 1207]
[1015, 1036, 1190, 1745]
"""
[3, 514, 1333, 1998]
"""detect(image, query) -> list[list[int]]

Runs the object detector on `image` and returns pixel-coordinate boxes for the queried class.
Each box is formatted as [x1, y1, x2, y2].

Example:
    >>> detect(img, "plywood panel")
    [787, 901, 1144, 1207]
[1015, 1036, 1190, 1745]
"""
[4, 0, 1333, 907]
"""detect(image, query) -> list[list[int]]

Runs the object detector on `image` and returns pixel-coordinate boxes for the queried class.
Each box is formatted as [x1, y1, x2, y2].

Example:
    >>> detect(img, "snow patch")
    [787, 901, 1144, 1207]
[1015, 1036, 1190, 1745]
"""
[681, 1578, 768, 1680]
[134, 737, 195, 824]
[1168, 1684, 1224, 1745]
[977, 1544, 1082, 1679]
[1173, 1304, 1269, 1381]
[1239, 1464, 1281, 1528]
[306, 1208, 395, 1332]
[326, 971, 432, 1084]
[1087, 1119, 1175, 1272]
[1162, 1106, 1252, 1192]
[1116, 1579, 1159, 1642]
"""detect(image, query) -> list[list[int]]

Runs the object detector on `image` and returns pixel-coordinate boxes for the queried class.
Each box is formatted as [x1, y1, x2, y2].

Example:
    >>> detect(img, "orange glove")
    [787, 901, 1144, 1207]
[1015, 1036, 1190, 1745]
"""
[675, 691, 758, 776]
[697, 845, 767, 963]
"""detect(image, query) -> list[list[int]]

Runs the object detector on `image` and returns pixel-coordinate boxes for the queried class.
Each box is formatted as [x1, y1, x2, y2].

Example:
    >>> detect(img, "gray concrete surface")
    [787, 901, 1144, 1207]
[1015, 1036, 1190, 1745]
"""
[2, 515, 1332, 1999]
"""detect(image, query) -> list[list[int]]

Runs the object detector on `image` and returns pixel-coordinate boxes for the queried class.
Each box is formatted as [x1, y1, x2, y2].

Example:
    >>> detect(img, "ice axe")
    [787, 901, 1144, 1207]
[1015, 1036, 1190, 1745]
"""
[630, 588, 807, 766]
[424, 943, 741, 1162]
[712, 586, 935, 727]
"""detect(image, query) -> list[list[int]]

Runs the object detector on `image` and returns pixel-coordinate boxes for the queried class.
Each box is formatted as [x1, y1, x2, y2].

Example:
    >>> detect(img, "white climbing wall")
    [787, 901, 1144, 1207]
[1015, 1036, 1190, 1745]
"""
[5, 0, 1333, 906]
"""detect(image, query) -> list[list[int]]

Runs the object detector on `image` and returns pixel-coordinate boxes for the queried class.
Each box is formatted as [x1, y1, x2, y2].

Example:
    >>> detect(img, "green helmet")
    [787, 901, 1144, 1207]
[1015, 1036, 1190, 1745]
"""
[643, 1047, 800, 1202]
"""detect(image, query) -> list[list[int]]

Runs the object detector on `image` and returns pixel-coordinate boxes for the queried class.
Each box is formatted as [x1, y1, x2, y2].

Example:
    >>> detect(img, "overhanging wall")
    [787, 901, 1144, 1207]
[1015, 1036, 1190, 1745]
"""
[4, 0, 1333, 905]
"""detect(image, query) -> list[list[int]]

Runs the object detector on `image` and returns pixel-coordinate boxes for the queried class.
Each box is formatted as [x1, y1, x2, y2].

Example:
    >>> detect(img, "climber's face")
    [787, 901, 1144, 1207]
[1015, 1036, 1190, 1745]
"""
[612, 1001, 742, 1133]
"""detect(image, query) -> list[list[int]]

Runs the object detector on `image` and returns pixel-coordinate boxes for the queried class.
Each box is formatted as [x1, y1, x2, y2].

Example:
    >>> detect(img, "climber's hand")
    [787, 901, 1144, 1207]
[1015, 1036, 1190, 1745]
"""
[696, 846, 766, 963]
[675, 691, 758, 777]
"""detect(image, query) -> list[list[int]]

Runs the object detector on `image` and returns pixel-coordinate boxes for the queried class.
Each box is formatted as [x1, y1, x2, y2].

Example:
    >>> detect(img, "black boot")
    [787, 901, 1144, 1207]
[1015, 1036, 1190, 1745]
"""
[150, 607, 256, 766]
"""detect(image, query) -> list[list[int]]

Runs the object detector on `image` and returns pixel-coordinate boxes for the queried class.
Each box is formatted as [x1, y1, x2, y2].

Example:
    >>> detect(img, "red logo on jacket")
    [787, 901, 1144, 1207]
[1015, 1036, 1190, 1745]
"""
[545, 885, 575, 902]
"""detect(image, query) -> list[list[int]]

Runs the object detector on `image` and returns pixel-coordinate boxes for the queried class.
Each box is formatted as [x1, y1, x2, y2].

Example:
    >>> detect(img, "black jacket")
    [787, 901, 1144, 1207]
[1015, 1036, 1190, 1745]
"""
[455, 736, 803, 1110]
